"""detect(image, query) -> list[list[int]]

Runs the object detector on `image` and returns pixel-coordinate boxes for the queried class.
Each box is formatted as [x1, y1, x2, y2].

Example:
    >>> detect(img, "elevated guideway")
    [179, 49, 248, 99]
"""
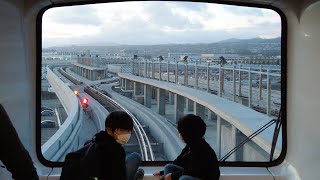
[118, 72, 281, 161]
[129, 61, 281, 117]
[98, 84, 184, 160]
[42, 66, 110, 161]
[65, 67, 119, 85]
[64, 67, 182, 160]
[60, 67, 169, 160]
[42, 67, 81, 161]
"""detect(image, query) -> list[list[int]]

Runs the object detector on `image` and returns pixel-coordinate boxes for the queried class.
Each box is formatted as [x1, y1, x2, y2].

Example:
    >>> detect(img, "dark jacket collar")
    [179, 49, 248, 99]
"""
[93, 131, 116, 144]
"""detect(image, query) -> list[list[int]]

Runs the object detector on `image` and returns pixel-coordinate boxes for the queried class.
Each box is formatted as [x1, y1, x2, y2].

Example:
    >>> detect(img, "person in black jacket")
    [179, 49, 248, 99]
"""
[88, 110, 143, 180]
[153, 114, 220, 180]
[0, 104, 39, 180]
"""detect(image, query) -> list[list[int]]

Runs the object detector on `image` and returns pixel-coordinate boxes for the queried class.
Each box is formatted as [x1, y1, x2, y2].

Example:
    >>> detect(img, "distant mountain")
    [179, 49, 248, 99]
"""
[217, 38, 243, 43]
[217, 37, 280, 44]
[44, 37, 281, 57]
[77, 42, 122, 46]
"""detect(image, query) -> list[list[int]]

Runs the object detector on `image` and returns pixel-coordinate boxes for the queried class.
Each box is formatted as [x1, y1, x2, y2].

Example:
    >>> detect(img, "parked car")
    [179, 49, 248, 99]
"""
[41, 110, 54, 116]
[41, 120, 56, 128]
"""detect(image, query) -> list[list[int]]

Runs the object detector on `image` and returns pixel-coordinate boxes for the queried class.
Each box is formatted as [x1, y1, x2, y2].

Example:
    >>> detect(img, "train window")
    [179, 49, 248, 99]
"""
[38, 1, 286, 166]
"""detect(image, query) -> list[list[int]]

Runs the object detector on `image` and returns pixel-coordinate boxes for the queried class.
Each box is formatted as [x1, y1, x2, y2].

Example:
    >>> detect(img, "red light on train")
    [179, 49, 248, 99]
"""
[81, 98, 89, 110]
[82, 98, 88, 104]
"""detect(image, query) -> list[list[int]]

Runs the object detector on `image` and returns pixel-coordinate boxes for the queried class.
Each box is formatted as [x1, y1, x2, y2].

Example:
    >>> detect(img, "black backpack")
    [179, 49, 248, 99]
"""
[60, 140, 104, 180]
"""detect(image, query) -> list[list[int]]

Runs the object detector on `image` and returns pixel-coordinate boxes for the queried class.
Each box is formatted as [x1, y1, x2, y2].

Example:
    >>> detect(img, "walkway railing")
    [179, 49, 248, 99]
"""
[126, 60, 281, 117]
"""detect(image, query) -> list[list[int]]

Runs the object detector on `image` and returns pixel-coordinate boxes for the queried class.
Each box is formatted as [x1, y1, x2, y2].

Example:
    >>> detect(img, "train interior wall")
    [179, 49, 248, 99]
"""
[0, 0, 320, 179]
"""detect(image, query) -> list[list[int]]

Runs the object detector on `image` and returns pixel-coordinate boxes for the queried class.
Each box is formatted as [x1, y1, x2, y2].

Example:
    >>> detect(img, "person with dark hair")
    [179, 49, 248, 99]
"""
[153, 114, 220, 180]
[0, 104, 39, 180]
[93, 110, 144, 180]
[62, 110, 144, 180]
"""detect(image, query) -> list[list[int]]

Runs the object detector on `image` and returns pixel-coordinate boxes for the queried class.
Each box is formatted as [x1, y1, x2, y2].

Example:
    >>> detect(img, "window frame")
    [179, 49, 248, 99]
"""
[36, 0, 287, 168]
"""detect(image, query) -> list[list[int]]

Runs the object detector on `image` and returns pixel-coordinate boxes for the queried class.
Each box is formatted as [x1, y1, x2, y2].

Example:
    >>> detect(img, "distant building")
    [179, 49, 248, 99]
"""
[73, 50, 108, 80]
[200, 54, 219, 63]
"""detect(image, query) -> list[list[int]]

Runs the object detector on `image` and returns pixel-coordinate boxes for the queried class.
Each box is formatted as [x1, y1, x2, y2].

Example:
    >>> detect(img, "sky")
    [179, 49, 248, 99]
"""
[42, 1, 281, 48]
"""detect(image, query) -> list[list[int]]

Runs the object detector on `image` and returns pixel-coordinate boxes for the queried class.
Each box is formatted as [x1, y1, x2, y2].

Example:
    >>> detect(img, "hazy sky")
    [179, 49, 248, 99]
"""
[42, 1, 281, 47]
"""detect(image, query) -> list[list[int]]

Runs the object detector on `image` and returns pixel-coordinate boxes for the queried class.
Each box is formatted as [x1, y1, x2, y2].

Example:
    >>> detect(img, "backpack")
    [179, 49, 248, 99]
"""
[60, 140, 104, 180]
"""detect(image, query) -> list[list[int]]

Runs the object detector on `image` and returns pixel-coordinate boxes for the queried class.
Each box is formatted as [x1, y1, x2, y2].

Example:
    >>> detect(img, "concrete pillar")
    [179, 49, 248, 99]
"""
[229, 125, 238, 161]
[93, 71, 96, 80]
[124, 79, 129, 90]
[152, 88, 156, 100]
[220, 120, 244, 161]
[225, 125, 244, 161]
[134, 82, 142, 96]
[193, 102, 205, 120]
[207, 109, 217, 121]
[186, 98, 194, 112]
[217, 116, 222, 158]
[168, 92, 174, 105]
[157, 88, 166, 115]
[144, 84, 152, 108]
[121, 78, 124, 88]
[174, 94, 184, 123]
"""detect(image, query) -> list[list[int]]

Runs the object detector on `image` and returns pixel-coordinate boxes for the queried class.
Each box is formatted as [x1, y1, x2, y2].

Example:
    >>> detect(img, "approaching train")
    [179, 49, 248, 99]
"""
[0, 0, 319, 179]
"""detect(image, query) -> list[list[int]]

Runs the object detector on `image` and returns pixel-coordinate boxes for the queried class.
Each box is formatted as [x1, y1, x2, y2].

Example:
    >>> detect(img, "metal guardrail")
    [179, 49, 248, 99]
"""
[130, 60, 281, 117]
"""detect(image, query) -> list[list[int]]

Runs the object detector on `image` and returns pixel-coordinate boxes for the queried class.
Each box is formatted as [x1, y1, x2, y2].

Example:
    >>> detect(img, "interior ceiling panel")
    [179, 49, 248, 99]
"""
[46, 0, 288, 9]
[31, 0, 319, 21]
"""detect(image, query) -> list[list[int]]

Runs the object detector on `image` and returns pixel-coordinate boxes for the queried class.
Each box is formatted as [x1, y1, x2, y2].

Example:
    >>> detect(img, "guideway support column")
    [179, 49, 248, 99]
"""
[134, 82, 144, 104]
[124, 79, 131, 90]
[157, 88, 166, 115]
[220, 119, 243, 161]
[186, 98, 194, 112]
[207, 109, 217, 121]
[193, 102, 205, 120]
[144, 84, 152, 108]
[168, 92, 174, 105]
[174, 94, 184, 123]
[134, 82, 142, 96]
[121, 78, 124, 88]
[217, 116, 222, 159]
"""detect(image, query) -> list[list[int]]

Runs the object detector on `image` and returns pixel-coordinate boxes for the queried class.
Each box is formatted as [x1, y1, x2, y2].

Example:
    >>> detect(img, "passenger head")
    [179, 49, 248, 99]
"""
[105, 111, 133, 145]
[177, 114, 206, 144]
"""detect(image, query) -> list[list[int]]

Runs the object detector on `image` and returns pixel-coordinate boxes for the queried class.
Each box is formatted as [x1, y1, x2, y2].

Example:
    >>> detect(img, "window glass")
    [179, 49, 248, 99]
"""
[40, 1, 284, 164]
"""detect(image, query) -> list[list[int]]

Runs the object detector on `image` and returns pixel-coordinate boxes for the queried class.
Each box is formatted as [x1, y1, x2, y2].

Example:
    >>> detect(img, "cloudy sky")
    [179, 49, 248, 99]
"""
[42, 1, 281, 47]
